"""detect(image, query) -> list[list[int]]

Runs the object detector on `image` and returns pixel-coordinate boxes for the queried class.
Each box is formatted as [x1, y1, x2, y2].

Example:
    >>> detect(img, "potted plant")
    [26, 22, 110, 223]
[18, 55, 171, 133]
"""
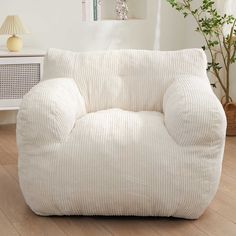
[167, 0, 236, 136]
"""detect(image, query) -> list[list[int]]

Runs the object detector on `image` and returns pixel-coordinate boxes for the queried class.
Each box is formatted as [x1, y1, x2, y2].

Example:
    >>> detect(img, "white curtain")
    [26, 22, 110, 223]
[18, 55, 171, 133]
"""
[216, 0, 236, 101]
[153, 0, 161, 50]
[216, 0, 236, 15]
[216, 0, 236, 35]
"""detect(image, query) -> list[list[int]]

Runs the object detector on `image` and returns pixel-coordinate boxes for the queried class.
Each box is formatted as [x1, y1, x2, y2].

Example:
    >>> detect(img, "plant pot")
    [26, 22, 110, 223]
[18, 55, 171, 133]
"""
[224, 102, 236, 136]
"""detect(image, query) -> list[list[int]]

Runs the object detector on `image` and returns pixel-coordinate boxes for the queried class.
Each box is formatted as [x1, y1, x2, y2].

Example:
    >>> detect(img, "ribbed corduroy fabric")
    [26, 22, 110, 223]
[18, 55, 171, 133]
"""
[43, 48, 209, 113]
[17, 49, 226, 219]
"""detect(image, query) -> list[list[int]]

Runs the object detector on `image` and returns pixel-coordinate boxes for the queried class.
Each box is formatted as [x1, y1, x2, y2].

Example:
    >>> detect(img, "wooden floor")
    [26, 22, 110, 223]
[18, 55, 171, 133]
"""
[0, 125, 236, 236]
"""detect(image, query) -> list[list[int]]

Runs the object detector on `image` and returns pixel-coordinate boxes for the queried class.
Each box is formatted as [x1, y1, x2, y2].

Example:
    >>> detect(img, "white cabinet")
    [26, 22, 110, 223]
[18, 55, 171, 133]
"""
[0, 50, 45, 110]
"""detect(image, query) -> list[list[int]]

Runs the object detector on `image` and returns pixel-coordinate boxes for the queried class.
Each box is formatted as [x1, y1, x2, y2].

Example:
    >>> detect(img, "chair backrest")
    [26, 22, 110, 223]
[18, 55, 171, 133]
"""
[43, 48, 208, 112]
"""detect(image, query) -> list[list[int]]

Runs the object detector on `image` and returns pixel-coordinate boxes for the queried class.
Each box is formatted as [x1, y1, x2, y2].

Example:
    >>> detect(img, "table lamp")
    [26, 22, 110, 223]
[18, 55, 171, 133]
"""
[0, 15, 30, 52]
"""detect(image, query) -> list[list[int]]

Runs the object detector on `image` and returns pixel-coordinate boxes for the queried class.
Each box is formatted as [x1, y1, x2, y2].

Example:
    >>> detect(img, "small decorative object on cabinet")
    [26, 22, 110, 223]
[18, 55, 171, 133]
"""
[0, 15, 30, 52]
[82, 0, 146, 21]
[116, 0, 129, 20]
[0, 49, 45, 110]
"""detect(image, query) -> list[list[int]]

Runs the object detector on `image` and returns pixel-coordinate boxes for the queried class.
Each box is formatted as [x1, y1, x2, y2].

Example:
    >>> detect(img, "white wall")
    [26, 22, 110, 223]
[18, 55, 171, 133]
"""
[0, 0, 235, 124]
[160, 1, 188, 50]
[0, 0, 158, 51]
[0, 0, 159, 124]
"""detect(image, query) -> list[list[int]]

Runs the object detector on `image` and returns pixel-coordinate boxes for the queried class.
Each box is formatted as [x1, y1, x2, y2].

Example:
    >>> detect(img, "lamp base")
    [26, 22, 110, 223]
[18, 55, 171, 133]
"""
[7, 35, 23, 52]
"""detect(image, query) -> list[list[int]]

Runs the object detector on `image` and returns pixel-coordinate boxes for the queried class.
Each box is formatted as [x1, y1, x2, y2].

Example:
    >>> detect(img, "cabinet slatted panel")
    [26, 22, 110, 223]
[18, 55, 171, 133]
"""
[0, 63, 40, 99]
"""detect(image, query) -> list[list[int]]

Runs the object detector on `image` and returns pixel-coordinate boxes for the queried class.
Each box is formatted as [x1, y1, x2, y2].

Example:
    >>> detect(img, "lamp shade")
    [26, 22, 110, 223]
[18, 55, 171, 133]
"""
[0, 15, 30, 35]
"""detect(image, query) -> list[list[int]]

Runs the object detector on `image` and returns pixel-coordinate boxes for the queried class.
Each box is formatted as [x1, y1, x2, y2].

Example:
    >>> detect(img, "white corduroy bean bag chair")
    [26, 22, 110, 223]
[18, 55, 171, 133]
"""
[17, 48, 226, 219]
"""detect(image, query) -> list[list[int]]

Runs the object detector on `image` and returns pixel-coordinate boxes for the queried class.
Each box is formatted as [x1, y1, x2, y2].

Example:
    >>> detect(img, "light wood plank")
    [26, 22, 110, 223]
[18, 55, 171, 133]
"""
[0, 124, 236, 236]
[0, 165, 66, 236]
[0, 165, 31, 223]
[53, 217, 113, 236]
[221, 163, 236, 180]
[0, 146, 17, 165]
[219, 173, 236, 199]
[0, 125, 18, 165]
[3, 164, 19, 183]
[95, 217, 161, 236]
[13, 216, 66, 236]
[0, 209, 19, 236]
[210, 190, 236, 223]
[194, 209, 236, 236]
[147, 218, 207, 236]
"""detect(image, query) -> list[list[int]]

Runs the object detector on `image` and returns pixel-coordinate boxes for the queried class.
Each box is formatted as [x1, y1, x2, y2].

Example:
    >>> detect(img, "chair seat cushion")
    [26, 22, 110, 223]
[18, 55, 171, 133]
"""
[19, 109, 221, 219]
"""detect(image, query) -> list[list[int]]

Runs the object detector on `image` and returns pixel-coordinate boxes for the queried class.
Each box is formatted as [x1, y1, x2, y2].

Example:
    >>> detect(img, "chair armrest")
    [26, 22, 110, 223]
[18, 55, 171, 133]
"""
[17, 78, 86, 144]
[163, 76, 226, 146]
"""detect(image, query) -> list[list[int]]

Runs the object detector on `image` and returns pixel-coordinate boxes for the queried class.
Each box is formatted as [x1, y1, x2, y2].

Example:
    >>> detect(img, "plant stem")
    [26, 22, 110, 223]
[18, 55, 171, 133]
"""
[217, 34, 227, 69]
